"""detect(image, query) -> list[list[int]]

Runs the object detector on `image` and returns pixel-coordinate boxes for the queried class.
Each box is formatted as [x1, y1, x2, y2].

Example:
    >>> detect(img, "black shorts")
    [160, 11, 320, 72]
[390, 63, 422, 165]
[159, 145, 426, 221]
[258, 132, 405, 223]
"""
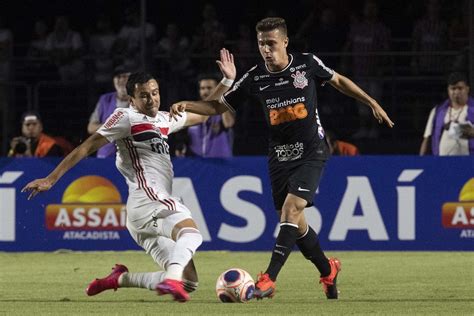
[269, 159, 326, 210]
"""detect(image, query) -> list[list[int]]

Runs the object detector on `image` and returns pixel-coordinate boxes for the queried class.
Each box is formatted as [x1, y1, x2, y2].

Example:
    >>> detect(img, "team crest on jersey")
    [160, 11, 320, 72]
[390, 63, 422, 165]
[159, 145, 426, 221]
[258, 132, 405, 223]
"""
[291, 71, 308, 89]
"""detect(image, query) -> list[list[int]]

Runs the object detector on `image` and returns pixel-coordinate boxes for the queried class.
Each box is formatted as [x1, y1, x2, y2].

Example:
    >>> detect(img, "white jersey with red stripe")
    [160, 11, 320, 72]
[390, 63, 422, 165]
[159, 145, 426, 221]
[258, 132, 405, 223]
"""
[97, 107, 187, 201]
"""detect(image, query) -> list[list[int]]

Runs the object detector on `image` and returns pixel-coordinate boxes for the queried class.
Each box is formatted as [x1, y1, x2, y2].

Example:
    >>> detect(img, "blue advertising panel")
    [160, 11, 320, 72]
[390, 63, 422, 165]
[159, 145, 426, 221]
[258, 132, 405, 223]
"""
[0, 156, 473, 251]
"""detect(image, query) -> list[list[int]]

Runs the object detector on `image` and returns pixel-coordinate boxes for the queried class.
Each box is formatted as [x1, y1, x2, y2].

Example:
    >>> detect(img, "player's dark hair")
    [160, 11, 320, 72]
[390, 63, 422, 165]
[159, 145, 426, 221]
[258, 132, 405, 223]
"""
[447, 72, 469, 86]
[126, 72, 157, 97]
[197, 73, 219, 85]
[255, 17, 287, 36]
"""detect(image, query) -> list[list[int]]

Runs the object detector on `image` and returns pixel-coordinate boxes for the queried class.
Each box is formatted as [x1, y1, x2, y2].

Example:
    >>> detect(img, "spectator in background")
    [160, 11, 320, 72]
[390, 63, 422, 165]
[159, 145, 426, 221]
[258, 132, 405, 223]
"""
[89, 15, 117, 85]
[175, 74, 235, 158]
[155, 23, 194, 104]
[28, 20, 49, 58]
[448, 0, 469, 49]
[296, 6, 346, 66]
[45, 16, 85, 81]
[325, 130, 359, 156]
[115, 9, 156, 71]
[296, 6, 348, 129]
[8, 111, 64, 157]
[87, 65, 131, 158]
[233, 24, 258, 74]
[411, 0, 448, 75]
[0, 16, 12, 81]
[191, 3, 226, 72]
[342, 0, 390, 139]
[0, 16, 12, 149]
[26, 20, 58, 82]
[448, 0, 469, 73]
[420, 72, 474, 156]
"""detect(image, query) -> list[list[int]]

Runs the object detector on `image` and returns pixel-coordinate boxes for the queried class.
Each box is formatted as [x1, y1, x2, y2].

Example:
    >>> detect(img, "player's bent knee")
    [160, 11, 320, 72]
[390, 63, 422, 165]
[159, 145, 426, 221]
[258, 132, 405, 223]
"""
[177, 227, 203, 254]
[281, 204, 304, 223]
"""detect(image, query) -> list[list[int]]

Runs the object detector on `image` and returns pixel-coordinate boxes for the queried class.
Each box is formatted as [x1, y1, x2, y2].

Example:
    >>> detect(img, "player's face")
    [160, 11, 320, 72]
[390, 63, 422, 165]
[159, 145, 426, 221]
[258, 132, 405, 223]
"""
[257, 29, 288, 71]
[22, 120, 42, 138]
[199, 79, 218, 100]
[448, 81, 469, 105]
[131, 79, 160, 117]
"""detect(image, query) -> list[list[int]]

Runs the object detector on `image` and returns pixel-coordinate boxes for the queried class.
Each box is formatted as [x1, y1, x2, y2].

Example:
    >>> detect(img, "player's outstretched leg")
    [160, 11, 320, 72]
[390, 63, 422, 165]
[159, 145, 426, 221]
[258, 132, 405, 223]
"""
[319, 258, 341, 299]
[86, 264, 128, 296]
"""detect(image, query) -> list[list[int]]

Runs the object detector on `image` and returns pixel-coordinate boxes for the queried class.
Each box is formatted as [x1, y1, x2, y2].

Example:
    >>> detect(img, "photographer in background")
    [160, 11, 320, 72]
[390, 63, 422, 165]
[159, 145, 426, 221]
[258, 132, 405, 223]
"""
[420, 72, 474, 156]
[8, 111, 64, 157]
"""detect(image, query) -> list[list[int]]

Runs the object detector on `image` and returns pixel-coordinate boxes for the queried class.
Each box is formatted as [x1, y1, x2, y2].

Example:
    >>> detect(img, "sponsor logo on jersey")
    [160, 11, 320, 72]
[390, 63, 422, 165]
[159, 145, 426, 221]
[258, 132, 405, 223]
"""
[254, 74, 270, 81]
[291, 70, 308, 89]
[269, 103, 308, 126]
[290, 64, 307, 73]
[275, 78, 289, 87]
[266, 96, 306, 108]
[103, 111, 125, 129]
[274, 142, 304, 162]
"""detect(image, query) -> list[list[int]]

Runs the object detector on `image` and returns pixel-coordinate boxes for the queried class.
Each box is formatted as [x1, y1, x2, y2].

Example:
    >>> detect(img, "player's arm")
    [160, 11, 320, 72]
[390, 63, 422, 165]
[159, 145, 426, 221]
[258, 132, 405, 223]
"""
[180, 48, 236, 126]
[182, 95, 234, 127]
[22, 133, 109, 199]
[221, 111, 235, 129]
[87, 121, 101, 134]
[329, 72, 394, 127]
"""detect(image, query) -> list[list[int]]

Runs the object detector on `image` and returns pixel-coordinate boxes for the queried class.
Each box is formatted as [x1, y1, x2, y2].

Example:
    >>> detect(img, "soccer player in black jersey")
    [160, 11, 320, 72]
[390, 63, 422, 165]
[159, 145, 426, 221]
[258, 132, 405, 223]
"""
[170, 17, 394, 300]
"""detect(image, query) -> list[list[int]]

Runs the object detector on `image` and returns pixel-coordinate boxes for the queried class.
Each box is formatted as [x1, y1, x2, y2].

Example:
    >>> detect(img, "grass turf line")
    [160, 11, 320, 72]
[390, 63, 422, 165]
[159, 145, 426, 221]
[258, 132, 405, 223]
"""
[0, 251, 472, 315]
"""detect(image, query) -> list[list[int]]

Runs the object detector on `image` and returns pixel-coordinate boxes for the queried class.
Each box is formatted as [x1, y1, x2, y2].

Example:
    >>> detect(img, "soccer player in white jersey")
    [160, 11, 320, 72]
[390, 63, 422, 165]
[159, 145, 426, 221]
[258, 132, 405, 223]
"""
[22, 49, 236, 302]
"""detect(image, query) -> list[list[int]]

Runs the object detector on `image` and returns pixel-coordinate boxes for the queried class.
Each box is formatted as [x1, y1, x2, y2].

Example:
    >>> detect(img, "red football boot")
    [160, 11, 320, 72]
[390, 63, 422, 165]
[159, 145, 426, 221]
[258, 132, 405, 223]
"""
[86, 264, 128, 296]
[319, 258, 341, 299]
[156, 279, 190, 302]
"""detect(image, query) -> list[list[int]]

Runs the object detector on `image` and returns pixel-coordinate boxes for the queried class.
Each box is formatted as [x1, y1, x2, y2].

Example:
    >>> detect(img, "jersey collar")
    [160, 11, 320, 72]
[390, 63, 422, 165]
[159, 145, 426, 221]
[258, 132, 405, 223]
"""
[264, 54, 293, 74]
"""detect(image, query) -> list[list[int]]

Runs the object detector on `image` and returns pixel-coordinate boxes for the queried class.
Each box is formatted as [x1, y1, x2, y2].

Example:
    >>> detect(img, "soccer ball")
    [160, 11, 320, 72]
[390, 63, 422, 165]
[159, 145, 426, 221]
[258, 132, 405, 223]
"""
[215, 268, 255, 303]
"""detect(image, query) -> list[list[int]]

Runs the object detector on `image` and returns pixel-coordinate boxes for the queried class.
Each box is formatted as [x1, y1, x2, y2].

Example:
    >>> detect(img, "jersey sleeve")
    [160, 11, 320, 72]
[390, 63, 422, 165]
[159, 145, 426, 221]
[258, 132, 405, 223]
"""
[308, 54, 334, 85]
[221, 71, 252, 112]
[97, 109, 131, 142]
[161, 111, 188, 134]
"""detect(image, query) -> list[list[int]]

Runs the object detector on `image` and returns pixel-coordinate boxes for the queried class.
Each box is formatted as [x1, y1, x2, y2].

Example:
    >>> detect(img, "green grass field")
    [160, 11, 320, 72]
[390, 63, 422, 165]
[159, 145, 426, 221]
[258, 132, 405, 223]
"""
[0, 251, 472, 315]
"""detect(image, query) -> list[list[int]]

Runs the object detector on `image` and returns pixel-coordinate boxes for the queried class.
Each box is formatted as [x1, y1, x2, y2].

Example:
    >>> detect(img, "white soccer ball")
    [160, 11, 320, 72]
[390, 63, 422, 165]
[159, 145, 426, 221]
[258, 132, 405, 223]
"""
[215, 268, 255, 303]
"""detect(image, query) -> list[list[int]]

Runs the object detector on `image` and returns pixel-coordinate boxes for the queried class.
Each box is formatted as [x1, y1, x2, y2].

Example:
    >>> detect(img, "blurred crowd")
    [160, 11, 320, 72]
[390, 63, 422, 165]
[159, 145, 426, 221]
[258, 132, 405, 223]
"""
[0, 0, 471, 156]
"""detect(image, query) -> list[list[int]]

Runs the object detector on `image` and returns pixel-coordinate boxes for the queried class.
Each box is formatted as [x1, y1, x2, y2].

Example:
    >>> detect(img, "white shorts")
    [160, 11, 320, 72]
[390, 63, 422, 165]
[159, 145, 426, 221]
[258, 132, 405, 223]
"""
[126, 192, 193, 268]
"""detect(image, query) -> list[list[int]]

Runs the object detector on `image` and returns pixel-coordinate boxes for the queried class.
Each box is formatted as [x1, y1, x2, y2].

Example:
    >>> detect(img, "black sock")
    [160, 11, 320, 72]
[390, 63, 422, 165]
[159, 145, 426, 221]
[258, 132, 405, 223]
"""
[296, 225, 331, 277]
[265, 223, 299, 281]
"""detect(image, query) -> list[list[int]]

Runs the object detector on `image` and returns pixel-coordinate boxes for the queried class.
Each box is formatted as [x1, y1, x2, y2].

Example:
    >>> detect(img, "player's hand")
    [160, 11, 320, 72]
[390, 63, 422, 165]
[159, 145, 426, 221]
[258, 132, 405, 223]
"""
[169, 101, 187, 122]
[371, 102, 394, 128]
[21, 177, 54, 200]
[216, 48, 236, 80]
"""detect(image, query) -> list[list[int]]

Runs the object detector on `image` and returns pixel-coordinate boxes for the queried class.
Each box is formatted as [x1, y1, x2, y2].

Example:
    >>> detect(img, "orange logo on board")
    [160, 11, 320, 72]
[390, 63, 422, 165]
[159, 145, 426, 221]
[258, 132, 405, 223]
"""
[45, 176, 126, 230]
[442, 178, 474, 229]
